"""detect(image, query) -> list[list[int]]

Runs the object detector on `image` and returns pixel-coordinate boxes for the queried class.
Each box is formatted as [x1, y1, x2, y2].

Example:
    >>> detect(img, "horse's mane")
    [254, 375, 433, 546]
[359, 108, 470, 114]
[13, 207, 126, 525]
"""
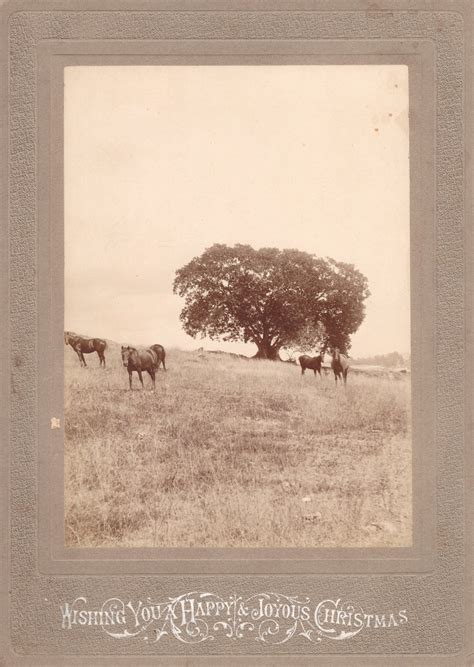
[67, 332, 90, 341]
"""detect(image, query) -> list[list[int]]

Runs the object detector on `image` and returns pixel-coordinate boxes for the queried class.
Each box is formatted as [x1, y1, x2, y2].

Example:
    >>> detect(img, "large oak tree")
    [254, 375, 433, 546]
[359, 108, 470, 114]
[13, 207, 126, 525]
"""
[173, 244, 370, 360]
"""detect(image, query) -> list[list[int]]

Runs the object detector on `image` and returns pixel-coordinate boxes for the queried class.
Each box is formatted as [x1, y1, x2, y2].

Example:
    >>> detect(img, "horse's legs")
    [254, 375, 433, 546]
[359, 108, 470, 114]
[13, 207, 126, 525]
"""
[138, 370, 144, 388]
[148, 369, 156, 390]
[128, 371, 132, 390]
[74, 347, 83, 366]
[77, 348, 87, 366]
[102, 353, 106, 368]
[301, 367, 305, 375]
[161, 358, 166, 372]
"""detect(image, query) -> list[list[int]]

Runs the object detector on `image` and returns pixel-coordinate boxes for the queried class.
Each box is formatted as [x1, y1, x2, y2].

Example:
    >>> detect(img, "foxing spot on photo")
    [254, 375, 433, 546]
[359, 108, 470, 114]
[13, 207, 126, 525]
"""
[64, 65, 411, 548]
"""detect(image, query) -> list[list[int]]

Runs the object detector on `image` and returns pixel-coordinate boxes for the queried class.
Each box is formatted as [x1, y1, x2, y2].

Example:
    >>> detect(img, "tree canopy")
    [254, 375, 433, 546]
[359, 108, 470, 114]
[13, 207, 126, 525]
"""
[173, 244, 370, 360]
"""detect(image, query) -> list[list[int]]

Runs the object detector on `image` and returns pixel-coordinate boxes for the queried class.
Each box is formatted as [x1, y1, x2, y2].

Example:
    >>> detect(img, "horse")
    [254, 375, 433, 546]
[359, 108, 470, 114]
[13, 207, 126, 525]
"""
[330, 347, 350, 386]
[149, 343, 167, 371]
[121, 345, 161, 390]
[299, 353, 323, 377]
[64, 331, 107, 367]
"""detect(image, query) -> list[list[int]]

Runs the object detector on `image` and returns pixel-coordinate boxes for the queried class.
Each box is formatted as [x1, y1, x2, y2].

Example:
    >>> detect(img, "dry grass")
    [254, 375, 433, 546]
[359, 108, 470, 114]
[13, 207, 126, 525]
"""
[64, 344, 412, 548]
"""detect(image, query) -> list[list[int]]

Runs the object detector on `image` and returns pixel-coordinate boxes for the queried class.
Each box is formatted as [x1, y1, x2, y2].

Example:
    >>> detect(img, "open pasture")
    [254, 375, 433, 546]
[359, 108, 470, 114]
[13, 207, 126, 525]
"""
[65, 344, 412, 548]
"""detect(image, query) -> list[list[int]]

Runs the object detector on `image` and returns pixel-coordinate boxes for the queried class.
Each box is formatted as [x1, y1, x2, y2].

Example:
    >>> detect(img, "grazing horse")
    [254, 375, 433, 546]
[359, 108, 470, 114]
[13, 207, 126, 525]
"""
[64, 331, 107, 367]
[331, 347, 350, 386]
[121, 345, 161, 390]
[299, 353, 323, 377]
[149, 343, 167, 371]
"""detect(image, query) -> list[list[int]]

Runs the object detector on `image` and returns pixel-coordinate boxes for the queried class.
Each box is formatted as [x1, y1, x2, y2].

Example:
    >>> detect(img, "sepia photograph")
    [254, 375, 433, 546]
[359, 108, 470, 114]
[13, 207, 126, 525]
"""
[64, 64, 411, 549]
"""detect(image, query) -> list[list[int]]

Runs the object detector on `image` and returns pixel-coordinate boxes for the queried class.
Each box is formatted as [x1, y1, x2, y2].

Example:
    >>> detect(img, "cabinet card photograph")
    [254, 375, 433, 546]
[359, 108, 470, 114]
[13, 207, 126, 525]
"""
[64, 65, 411, 549]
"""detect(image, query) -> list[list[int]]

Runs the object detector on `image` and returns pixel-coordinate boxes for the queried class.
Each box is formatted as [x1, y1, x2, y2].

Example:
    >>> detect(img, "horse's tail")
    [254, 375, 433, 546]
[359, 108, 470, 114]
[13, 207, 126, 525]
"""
[148, 348, 159, 368]
[150, 344, 166, 369]
[156, 345, 166, 370]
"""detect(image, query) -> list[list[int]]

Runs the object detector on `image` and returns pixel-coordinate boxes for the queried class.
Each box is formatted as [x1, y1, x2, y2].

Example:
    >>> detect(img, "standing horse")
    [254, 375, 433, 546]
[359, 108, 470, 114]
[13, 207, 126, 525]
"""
[299, 353, 323, 377]
[64, 331, 107, 367]
[121, 345, 161, 390]
[149, 344, 167, 371]
[331, 348, 350, 386]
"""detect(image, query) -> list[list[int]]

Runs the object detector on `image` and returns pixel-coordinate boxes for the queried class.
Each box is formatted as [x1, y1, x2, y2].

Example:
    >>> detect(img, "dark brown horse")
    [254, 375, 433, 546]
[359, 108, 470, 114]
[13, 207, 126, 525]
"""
[121, 345, 162, 390]
[149, 344, 167, 371]
[299, 353, 323, 377]
[64, 331, 107, 367]
[331, 347, 350, 386]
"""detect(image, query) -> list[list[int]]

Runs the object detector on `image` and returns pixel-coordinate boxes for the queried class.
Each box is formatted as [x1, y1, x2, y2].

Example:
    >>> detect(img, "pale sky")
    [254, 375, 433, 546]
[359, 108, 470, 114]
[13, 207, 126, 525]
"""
[65, 65, 410, 357]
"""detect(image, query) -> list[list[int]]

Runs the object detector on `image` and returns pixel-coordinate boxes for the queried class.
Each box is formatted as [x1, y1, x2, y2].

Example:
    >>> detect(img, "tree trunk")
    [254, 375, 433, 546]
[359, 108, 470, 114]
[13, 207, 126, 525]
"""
[253, 342, 281, 360]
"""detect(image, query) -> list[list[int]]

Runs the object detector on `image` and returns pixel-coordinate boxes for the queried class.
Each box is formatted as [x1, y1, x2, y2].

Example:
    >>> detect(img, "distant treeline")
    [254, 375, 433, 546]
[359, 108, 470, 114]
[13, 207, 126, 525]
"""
[351, 351, 409, 368]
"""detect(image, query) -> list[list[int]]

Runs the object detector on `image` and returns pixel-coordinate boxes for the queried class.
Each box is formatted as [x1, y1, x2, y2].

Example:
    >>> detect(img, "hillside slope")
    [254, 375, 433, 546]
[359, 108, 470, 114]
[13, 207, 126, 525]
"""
[64, 345, 412, 548]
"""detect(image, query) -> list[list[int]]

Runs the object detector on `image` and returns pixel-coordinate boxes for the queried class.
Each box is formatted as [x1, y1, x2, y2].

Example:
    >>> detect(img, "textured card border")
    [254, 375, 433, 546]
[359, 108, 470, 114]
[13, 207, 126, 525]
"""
[1, 1, 472, 663]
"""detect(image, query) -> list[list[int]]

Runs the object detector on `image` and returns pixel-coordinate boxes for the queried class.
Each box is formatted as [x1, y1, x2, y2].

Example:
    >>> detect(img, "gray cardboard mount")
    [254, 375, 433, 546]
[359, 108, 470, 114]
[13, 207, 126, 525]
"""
[0, 1, 472, 664]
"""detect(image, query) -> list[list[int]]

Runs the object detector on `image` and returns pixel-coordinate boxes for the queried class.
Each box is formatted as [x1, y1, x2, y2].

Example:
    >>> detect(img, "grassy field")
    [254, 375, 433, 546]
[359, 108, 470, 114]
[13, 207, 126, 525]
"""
[64, 343, 412, 548]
